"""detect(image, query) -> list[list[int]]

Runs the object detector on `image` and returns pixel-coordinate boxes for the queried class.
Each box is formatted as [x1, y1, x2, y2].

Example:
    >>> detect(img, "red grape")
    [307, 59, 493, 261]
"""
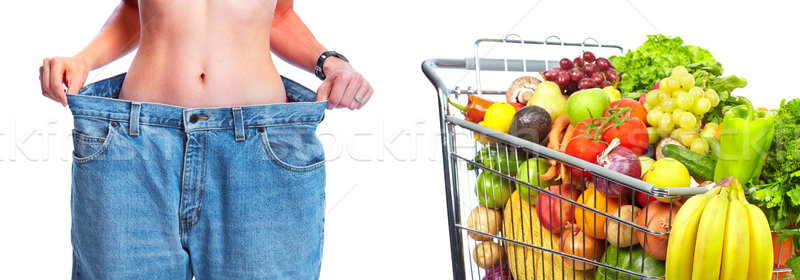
[583, 51, 596, 63]
[605, 69, 619, 83]
[544, 70, 558, 81]
[591, 72, 605, 84]
[583, 63, 597, 75]
[552, 67, 562, 72]
[566, 82, 579, 93]
[559, 58, 574, 70]
[555, 72, 570, 87]
[578, 78, 597, 90]
[573, 57, 583, 68]
[568, 68, 583, 82]
[595, 57, 611, 71]
[600, 81, 613, 88]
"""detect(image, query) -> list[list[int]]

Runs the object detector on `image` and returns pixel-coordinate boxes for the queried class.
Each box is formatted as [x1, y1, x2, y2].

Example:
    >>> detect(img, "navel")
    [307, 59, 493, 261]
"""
[200, 73, 206, 83]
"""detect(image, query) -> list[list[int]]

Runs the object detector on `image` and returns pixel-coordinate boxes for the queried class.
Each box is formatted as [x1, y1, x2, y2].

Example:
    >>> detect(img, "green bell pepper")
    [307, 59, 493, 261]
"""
[475, 171, 515, 209]
[713, 97, 775, 184]
[467, 146, 529, 176]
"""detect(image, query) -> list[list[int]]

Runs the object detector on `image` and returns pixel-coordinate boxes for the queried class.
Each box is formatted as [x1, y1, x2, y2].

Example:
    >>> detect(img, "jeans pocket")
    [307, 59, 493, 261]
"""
[259, 123, 325, 172]
[71, 117, 117, 164]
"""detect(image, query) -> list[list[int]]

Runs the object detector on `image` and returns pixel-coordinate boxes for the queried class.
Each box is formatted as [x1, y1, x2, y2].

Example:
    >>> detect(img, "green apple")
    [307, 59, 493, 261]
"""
[527, 81, 568, 122]
[515, 158, 550, 204]
[566, 88, 610, 125]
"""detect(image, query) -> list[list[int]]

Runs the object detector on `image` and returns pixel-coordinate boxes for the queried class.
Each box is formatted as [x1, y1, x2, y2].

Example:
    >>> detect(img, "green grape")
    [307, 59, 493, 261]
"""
[703, 122, 719, 131]
[659, 113, 674, 131]
[696, 114, 704, 128]
[646, 90, 660, 106]
[672, 66, 689, 76]
[680, 132, 700, 147]
[658, 90, 670, 102]
[677, 112, 697, 129]
[704, 89, 720, 107]
[656, 126, 672, 138]
[647, 126, 660, 144]
[646, 109, 663, 125]
[672, 108, 685, 124]
[679, 74, 695, 90]
[659, 79, 668, 91]
[661, 97, 677, 112]
[675, 91, 694, 110]
[670, 127, 689, 139]
[688, 86, 703, 96]
[690, 137, 710, 156]
[688, 86, 704, 100]
[693, 98, 711, 115]
[700, 128, 716, 139]
[666, 77, 681, 92]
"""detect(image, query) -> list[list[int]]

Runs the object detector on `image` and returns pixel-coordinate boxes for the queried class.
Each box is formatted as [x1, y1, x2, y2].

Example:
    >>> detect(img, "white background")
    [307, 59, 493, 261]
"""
[1, 0, 798, 278]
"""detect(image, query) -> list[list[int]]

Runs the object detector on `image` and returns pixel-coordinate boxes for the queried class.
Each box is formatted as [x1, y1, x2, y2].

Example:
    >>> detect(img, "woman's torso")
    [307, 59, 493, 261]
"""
[119, 0, 287, 108]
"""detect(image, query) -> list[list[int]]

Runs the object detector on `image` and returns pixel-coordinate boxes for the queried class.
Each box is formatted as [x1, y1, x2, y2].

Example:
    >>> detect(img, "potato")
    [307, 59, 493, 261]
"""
[473, 241, 505, 269]
[605, 205, 642, 248]
[467, 206, 502, 241]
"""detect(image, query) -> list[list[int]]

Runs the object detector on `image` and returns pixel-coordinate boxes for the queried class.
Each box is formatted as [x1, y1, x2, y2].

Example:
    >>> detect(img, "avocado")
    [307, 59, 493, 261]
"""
[509, 105, 552, 143]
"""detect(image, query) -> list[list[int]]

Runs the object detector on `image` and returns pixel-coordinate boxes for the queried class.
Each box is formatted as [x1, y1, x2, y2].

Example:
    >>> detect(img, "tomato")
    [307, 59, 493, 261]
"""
[572, 117, 607, 140]
[565, 134, 608, 178]
[604, 98, 648, 126]
[602, 117, 649, 155]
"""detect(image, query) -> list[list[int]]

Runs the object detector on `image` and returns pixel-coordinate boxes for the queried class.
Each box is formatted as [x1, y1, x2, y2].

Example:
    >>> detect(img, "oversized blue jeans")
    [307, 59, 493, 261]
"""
[67, 73, 327, 279]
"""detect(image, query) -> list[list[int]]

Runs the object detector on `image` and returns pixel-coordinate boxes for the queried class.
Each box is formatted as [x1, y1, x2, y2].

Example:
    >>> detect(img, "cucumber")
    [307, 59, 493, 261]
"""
[661, 144, 716, 181]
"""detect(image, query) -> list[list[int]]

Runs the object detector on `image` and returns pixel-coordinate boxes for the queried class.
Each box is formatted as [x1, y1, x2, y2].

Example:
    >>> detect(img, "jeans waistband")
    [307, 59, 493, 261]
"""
[67, 73, 327, 136]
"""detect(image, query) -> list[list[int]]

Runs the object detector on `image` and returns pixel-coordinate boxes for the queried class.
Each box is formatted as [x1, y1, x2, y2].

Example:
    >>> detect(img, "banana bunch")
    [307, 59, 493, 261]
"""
[665, 177, 773, 280]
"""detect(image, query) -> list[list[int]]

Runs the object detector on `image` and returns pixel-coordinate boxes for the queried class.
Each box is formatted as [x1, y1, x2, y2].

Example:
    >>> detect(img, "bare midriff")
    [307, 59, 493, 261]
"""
[119, 0, 287, 108]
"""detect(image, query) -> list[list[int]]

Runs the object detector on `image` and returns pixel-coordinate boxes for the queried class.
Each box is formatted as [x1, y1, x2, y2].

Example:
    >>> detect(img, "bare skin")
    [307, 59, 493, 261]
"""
[39, 0, 372, 110]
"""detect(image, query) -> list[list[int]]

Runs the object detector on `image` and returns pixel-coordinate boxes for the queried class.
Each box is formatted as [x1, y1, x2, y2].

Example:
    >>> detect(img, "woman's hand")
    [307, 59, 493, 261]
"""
[39, 55, 90, 106]
[316, 58, 373, 110]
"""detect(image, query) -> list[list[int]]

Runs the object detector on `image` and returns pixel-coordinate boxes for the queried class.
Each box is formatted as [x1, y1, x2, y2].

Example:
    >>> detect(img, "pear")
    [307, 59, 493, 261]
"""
[526, 81, 567, 121]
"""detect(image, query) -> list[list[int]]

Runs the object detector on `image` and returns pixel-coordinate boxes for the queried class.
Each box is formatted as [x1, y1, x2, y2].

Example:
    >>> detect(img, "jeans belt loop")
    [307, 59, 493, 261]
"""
[232, 107, 245, 142]
[129, 102, 141, 136]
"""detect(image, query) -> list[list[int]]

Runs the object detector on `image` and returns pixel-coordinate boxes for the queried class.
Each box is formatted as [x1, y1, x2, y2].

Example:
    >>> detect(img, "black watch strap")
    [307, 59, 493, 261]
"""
[315, 51, 349, 80]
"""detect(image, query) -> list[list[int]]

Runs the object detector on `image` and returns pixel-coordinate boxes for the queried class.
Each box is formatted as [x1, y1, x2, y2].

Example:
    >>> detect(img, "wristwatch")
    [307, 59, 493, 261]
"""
[315, 51, 349, 80]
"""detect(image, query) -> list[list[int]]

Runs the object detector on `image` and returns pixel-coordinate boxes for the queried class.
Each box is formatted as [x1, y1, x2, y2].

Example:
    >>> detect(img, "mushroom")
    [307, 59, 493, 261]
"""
[506, 76, 542, 104]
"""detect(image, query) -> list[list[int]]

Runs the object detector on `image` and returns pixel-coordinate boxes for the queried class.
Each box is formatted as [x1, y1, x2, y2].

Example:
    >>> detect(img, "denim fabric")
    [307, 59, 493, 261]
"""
[67, 73, 327, 279]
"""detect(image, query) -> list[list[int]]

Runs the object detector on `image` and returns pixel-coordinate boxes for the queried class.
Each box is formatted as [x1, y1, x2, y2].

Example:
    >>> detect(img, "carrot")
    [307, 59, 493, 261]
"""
[541, 119, 571, 182]
[539, 165, 558, 181]
[549, 115, 571, 146]
[559, 124, 575, 151]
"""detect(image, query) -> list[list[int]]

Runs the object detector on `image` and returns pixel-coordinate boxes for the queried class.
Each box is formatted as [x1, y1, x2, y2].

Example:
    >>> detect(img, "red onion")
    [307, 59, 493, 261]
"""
[482, 265, 511, 280]
[595, 139, 641, 198]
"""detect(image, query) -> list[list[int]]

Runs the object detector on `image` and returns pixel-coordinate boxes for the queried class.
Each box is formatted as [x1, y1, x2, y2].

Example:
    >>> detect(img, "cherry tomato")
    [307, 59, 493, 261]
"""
[602, 117, 649, 155]
[564, 134, 609, 178]
[604, 98, 649, 126]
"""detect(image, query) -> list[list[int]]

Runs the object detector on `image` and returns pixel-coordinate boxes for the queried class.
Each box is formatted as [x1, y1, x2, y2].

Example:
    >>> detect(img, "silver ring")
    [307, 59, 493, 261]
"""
[354, 96, 363, 103]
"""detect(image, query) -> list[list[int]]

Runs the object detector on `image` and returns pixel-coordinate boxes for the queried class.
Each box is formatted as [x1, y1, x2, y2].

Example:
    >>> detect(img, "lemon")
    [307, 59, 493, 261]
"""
[645, 158, 691, 202]
[484, 103, 517, 134]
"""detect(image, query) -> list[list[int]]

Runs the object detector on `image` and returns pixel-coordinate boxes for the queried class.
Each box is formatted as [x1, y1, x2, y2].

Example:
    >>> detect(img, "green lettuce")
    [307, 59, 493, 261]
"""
[609, 34, 716, 94]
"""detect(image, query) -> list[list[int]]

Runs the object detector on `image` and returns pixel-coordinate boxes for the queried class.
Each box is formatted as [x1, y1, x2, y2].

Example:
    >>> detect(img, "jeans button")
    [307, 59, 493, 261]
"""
[111, 121, 118, 127]
[189, 114, 199, 124]
[257, 127, 265, 133]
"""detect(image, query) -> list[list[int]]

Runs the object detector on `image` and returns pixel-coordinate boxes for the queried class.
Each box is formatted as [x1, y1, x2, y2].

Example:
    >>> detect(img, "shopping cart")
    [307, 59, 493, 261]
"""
[422, 36, 796, 280]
